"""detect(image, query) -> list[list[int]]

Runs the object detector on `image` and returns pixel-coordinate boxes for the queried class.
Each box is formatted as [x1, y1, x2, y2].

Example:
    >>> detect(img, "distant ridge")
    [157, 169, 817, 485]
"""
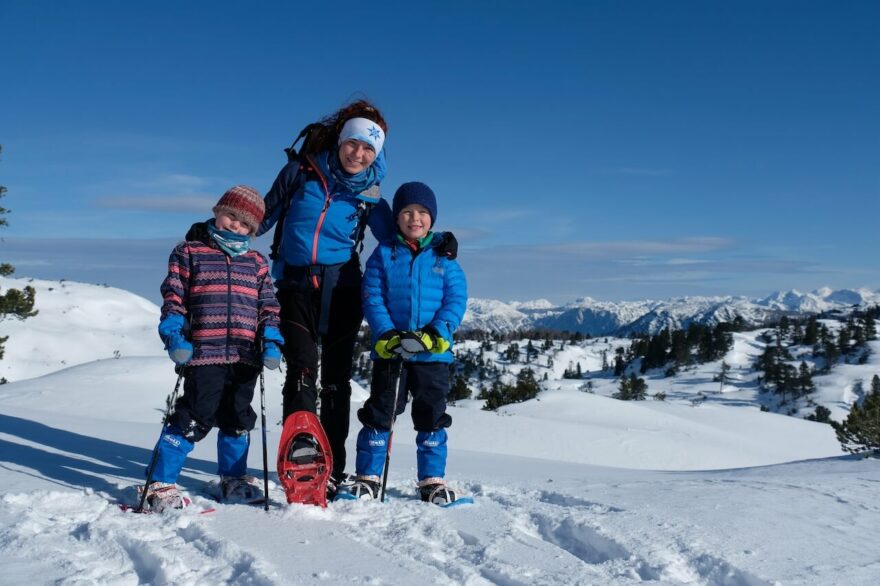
[462, 288, 880, 335]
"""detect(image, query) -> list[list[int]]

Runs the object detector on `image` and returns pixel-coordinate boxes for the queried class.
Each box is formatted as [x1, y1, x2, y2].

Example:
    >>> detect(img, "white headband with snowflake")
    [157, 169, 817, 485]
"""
[338, 117, 385, 154]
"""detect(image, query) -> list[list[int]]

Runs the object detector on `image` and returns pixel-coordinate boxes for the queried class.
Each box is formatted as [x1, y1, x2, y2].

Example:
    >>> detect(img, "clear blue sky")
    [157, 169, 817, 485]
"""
[2, 0, 878, 304]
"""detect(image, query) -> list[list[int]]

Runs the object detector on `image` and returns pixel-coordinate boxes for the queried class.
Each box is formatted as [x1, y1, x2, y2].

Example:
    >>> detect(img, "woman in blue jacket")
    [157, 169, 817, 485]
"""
[257, 100, 393, 492]
[350, 181, 467, 505]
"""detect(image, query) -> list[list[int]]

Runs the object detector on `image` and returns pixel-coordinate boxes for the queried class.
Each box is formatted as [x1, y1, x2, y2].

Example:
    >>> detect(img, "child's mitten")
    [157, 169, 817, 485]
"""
[261, 326, 284, 370]
[422, 325, 451, 354]
[158, 315, 192, 365]
[374, 330, 402, 359]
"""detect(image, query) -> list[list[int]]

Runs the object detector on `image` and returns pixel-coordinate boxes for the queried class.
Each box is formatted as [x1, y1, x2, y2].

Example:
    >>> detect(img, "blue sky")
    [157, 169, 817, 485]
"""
[2, 0, 878, 304]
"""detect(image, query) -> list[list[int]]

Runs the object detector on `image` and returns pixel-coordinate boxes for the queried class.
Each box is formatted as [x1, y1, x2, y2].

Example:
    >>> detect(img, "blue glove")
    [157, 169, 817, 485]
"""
[159, 315, 193, 366]
[262, 326, 284, 370]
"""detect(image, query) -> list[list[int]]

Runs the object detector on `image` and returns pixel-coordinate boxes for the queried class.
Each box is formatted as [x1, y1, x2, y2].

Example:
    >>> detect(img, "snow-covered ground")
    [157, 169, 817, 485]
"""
[1, 277, 879, 585]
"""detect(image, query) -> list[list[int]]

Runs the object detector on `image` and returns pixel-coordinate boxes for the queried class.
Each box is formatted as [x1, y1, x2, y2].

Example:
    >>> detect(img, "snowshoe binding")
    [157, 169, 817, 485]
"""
[345, 475, 381, 500]
[218, 475, 265, 504]
[139, 482, 189, 512]
[277, 410, 333, 507]
[418, 478, 457, 506]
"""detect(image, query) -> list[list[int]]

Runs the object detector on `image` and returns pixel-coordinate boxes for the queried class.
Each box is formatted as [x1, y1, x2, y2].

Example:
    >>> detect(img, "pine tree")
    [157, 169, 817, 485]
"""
[448, 375, 472, 403]
[803, 315, 819, 346]
[833, 383, 880, 456]
[864, 312, 877, 341]
[797, 361, 814, 397]
[0, 145, 38, 364]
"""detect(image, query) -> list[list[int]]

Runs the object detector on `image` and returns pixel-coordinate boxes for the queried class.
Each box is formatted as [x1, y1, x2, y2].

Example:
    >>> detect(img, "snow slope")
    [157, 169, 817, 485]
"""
[1, 279, 879, 585]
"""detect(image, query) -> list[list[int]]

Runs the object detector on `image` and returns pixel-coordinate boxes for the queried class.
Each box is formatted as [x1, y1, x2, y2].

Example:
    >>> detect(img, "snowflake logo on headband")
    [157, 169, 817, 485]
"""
[368, 125, 382, 139]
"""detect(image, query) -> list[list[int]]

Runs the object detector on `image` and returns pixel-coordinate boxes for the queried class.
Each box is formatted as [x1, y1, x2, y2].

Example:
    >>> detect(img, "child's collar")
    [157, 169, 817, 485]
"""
[397, 231, 435, 251]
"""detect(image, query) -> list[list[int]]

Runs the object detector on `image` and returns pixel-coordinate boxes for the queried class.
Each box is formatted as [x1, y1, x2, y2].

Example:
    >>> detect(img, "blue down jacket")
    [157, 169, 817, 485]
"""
[362, 233, 467, 363]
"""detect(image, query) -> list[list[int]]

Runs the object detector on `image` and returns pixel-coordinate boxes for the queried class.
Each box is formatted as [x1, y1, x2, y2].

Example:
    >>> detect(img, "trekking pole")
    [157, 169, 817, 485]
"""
[380, 361, 406, 502]
[136, 369, 184, 513]
[259, 367, 270, 512]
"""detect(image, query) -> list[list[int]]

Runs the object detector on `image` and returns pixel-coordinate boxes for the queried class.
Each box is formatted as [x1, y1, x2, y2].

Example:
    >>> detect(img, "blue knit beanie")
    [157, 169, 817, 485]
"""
[392, 182, 437, 225]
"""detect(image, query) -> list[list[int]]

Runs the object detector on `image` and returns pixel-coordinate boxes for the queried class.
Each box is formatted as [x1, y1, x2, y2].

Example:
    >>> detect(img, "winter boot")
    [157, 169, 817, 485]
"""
[418, 477, 457, 505]
[141, 482, 188, 512]
[326, 472, 353, 501]
[219, 475, 264, 504]
[349, 475, 381, 500]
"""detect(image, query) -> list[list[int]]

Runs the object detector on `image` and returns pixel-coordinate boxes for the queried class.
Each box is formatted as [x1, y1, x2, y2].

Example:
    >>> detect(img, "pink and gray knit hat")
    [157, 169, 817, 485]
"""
[212, 185, 265, 234]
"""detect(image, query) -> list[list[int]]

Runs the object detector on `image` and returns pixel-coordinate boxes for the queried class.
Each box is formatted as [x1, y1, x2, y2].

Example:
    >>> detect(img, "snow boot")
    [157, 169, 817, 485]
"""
[348, 475, 381, 500]
[141, 482, 188, 512]
[326, 472, 353, 501]
[418, 477, 457, 506]
[219, 475, 264, 504]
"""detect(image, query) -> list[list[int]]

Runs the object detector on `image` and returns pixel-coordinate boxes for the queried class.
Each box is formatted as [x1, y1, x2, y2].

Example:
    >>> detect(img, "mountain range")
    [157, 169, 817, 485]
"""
[462, 287, 880, 335]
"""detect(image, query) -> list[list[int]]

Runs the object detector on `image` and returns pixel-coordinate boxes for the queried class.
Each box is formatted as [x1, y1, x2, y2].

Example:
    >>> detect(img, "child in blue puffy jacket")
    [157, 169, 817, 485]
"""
[350, 182, 467, 504]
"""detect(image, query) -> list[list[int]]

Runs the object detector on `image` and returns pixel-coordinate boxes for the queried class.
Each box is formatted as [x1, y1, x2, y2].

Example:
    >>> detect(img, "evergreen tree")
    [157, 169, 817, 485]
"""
[628, 374, 648, 400]
[837, 326, 851, 356]
[448, 375, 472, 403]
[0, 145, 38, 364]
[614, 376, 631, 400]
[797, 361, 814, 397]
[833, 384, 880, 456]
[803, 316, 819, 346]
[669, 329, 690, 366]
[864, 312, 877, 341]
[717, 361, 731, 392]
[614, 374, 647, 401]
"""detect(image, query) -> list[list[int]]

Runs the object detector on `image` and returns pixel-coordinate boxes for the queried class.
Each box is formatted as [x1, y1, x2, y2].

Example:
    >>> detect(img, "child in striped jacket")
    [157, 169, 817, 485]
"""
[141, 185, 283, 511]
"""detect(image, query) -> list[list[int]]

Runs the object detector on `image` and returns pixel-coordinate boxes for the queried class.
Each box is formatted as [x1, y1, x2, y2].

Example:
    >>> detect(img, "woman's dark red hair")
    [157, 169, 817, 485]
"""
[308, 99, 388, 154]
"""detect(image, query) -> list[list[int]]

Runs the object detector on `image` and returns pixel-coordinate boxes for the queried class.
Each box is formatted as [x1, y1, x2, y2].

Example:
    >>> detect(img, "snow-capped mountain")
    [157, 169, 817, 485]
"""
[463, 288, 880, 335]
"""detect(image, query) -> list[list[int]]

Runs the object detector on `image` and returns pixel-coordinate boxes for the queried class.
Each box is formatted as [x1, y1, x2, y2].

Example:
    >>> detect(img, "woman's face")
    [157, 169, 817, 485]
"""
[338, 139, 376, 174]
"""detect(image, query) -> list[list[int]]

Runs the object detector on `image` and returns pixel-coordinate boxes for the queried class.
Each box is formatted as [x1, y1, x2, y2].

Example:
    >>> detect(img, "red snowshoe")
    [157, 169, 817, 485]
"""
[276, 410, 333, 507]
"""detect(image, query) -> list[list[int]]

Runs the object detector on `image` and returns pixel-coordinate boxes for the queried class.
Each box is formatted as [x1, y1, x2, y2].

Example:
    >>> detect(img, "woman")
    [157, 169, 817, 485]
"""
[258, 99, 392, 494]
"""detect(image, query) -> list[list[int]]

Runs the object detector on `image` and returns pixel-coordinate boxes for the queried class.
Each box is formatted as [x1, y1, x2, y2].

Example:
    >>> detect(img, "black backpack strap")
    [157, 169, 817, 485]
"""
[269, 161, 308, 262]
[284, 123, 326, 162]
[353, 200, 374, 255]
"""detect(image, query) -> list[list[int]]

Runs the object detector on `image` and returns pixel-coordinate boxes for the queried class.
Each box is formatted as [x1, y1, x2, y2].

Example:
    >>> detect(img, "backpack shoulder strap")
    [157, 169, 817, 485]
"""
[269, 160, 307, 262]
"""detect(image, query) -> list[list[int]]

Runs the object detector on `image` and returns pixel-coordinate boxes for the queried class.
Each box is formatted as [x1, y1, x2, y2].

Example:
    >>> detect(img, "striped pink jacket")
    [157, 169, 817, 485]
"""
[160, 236, 280, 367]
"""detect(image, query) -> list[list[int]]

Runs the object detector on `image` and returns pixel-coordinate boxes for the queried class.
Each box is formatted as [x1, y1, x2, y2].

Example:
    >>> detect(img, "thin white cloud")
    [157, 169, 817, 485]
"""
[538, 237, 735, 257]
[592, 167, 674, 176]
[93, 195, 215, 213]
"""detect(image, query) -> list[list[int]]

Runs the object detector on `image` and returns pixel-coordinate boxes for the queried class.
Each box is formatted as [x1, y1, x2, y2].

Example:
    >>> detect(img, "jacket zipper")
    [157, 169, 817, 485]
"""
[307, 155, 331, 290]
[225, 255, 232, 361]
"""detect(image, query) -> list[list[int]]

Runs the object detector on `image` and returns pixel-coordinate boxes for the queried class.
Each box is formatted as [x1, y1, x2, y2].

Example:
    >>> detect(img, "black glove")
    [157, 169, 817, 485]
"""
[436, 232, 458, 260]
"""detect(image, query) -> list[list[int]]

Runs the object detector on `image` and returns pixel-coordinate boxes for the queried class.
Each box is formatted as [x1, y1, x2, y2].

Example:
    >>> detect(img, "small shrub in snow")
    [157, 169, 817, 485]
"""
[806, 405, 831, 424]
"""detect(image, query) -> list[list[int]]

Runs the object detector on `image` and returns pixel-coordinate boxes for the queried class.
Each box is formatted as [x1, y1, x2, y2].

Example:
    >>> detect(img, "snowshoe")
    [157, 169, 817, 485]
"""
[277, 410, 333, 507]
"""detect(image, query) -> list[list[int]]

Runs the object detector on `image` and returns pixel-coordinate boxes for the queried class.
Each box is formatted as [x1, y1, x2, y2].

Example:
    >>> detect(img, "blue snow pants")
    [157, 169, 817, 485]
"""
[355, 360, 451, 481]
[149, 363, 259, 483]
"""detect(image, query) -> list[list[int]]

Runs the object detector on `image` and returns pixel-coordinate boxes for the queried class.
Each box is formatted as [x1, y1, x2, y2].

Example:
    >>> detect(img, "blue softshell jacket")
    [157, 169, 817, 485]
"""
[257, 151, 393, 280]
